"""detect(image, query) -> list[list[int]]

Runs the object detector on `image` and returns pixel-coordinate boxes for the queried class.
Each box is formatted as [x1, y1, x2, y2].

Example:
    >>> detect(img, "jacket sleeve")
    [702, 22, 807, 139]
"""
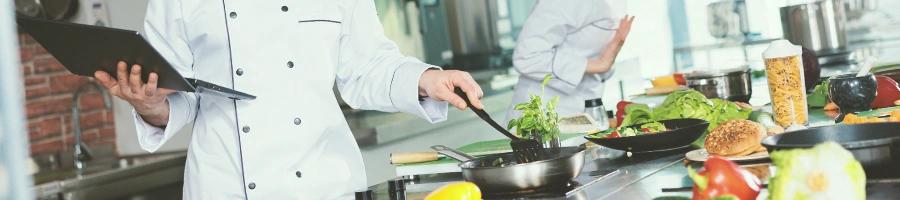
[132, 0, 198, 152]
[512, 0, 611, 93]
[334, 0, 448, 123]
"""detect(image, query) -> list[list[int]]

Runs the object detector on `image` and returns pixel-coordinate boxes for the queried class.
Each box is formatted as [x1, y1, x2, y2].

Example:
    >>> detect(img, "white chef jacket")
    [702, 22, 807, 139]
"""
[504, 0, 621, 125]
[132, 0, 448, 199]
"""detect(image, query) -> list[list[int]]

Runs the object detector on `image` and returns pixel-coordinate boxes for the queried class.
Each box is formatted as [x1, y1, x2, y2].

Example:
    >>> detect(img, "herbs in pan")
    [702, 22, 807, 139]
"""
[506, 74, 561, 142]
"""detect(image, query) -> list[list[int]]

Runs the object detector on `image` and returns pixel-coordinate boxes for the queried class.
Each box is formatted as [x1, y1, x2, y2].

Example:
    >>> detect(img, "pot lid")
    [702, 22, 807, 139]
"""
[684, 67, 751, 79]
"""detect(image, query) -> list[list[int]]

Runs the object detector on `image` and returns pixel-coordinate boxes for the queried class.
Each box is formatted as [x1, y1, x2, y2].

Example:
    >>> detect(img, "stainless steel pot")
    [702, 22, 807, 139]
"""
[433, 146, 586, 193]
[780, 0, 848, 53]
[684, 67, 752, 103]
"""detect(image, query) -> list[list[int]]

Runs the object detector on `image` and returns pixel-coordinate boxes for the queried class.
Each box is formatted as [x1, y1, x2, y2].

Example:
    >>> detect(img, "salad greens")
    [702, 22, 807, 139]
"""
[593, 121, 669, 138]
[619, 103, 652, 127]
[618, 90, 753, 147]
[767, 142, 866, 200]
[506, 74, 561, 142]
[807, 80, 829, 108]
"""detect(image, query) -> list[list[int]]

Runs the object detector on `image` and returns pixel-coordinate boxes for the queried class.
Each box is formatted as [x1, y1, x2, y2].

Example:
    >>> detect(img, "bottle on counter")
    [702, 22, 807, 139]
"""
[762, 40, 809, 128]
[584, 98, 610, 132]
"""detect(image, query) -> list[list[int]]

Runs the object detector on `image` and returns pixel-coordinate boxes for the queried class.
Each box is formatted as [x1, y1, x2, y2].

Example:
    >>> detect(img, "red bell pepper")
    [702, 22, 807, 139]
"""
[687, 157, 762, 200]
[872, 75, 900, 109]
[615, 101, 633, 127]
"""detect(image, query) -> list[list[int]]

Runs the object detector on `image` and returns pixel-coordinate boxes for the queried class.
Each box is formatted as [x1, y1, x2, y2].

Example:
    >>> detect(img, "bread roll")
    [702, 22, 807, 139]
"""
[705, 119, 767, 157]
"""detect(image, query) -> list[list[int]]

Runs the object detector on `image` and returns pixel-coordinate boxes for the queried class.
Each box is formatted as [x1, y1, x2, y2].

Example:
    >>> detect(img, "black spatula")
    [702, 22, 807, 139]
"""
[454, 88, 543, 163]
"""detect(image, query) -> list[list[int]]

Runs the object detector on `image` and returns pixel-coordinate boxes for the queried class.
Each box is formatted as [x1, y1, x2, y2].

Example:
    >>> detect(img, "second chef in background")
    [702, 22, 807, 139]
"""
[504, 0, 634, 127]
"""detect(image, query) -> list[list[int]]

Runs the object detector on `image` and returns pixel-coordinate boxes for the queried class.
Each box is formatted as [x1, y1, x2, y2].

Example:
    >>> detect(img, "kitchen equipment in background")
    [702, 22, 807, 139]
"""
[828, 73, 878, 122]
[707, 0, 749, 39]
[584, 118, 709, 153]
[760, 123, 900, 178]
[684, 67, 752, 103]
[442, 0, 509, 70]
[780, 0, 849, 63]
[584, 98, 610, 132]
[40, 0, 79, 21]
[431, 145, 586, 193]
[411, 0, 453, 68]
[15, 0, 46, 18]
[845, 0, 876, 21]
[454, 88, 544, 162]
[762, 40, 810, 128]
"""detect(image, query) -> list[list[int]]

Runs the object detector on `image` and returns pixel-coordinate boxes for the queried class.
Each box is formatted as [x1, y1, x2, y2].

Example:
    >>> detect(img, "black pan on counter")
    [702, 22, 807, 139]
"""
[761, 123, 900, 178]
[584, 118, 709, 152]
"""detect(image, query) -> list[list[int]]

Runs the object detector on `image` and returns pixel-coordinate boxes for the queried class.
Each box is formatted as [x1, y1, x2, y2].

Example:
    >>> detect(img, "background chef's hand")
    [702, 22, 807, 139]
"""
[418, 69, 484, 110]
[612, 15, 635, 43]
[94, 61, 175, 125]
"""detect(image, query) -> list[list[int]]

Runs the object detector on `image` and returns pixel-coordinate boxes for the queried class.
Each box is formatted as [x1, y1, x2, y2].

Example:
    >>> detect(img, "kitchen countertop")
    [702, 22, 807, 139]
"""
[369, 103, 900, 199]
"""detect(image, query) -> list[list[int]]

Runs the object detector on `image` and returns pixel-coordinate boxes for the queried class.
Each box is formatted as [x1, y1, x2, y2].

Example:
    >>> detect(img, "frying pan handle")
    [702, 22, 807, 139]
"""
[430, 145, 476, 162]
[454, 88, 520, 140]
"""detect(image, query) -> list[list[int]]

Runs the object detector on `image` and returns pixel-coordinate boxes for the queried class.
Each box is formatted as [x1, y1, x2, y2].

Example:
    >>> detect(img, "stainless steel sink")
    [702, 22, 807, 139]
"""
[32, 151, 186, 200]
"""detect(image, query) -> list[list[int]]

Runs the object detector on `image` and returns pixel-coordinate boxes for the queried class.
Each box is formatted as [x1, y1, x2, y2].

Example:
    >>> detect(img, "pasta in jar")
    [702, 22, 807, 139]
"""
[764, 55, 809, 126]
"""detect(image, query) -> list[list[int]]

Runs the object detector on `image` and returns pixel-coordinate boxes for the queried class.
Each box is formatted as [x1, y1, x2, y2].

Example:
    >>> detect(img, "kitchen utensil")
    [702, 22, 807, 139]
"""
[431, 145, 587, 193]
[685, 149, 769, 162]
[707, 0, 749, 39]
[684, 67, 752, 103]
[828, 73, 878, 122]
[761, 123, 900, 177]
[856, 56, 877, 77]
[780, 0, 847, 53]
[762, 40, 810, 127]
[454, 87, 543, 163]
[40, 0, 78, 21]
[389, 152, 446, 164]
[584, 118, 709, 152]
[583, 98, 609, 132]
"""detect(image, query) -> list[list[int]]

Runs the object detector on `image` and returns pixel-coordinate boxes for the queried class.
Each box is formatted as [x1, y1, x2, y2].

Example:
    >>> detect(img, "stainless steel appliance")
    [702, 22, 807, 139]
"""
[845, 0, 876, 20]
[442, 0, 507, 70]
[780, 0, 848, 54]
[684, 67, 752, 103]
[707, 0, 749, 39]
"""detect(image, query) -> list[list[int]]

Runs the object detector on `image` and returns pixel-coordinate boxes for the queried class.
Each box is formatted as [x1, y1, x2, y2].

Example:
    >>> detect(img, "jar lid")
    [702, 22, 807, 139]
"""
[684, 67, 750, 79]
[585, 98, 604, 107]
[762, 39, 801, 59]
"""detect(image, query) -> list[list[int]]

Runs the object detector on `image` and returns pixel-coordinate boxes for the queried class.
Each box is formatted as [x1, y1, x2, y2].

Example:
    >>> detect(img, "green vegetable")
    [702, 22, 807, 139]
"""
[618, 90, 752, 147]
[751, 69, 766, 78]
[807, 80, 829, 107]
[767, 142, 866, 200]
[640, 121, 666, 132]
[619, 103, 652, 127]
[507, 74, 561, 142]
[749, 110, 778, 130]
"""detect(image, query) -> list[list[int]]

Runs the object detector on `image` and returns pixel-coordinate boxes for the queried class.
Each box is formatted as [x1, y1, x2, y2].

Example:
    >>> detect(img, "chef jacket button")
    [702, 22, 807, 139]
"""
[248, 182, 256, 189]
[229, 12, 237, 19]
[295, 171, 302, 178]
[242, 125, 250, 133]
[236, 68, 244, 76]
[294, 118, 301, 125]
[281, 6, 288, 12]
[287, 61, 294, 68]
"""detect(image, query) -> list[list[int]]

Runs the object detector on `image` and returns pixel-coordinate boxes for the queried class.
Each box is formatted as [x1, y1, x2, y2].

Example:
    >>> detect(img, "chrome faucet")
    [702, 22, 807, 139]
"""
[72, 81, 111, 171]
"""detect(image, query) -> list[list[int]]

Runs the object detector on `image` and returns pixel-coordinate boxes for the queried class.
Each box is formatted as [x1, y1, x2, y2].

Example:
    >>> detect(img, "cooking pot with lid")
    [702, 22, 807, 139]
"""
[684, 67, 752, 103]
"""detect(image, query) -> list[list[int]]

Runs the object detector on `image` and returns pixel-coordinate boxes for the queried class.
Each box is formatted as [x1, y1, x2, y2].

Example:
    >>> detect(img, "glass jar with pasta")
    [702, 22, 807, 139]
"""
[762, 40, 809, 127]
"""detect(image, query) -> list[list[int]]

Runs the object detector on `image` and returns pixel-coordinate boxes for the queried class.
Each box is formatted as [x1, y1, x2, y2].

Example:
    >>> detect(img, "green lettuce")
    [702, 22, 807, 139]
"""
[807, 80, 829, 108]
[619, 103, 652, 127]
[652, 90, 713, 121]
[768, 142, 866, 200]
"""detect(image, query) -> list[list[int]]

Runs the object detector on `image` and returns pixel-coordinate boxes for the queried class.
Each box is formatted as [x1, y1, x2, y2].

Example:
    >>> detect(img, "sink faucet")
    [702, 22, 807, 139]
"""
[72, 81, 112, 171]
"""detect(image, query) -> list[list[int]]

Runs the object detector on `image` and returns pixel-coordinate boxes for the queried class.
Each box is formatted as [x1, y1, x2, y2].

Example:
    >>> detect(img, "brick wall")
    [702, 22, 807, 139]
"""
[18, 31, 117, 156]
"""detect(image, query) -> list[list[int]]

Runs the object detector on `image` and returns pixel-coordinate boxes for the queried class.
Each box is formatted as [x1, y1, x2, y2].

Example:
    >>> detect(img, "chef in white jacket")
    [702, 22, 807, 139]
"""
[92, 0, 484, 199]
[504, 0, 633, 125]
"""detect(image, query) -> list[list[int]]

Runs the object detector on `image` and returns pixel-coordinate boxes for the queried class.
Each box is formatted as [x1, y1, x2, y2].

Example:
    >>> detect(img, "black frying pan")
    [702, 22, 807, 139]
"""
[584, 118, 709, 152]
[761, 123, 900, 178]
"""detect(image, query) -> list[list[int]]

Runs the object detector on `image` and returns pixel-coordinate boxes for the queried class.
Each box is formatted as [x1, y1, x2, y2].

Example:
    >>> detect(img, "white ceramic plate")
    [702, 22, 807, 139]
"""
[685, 148, 769, 162]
